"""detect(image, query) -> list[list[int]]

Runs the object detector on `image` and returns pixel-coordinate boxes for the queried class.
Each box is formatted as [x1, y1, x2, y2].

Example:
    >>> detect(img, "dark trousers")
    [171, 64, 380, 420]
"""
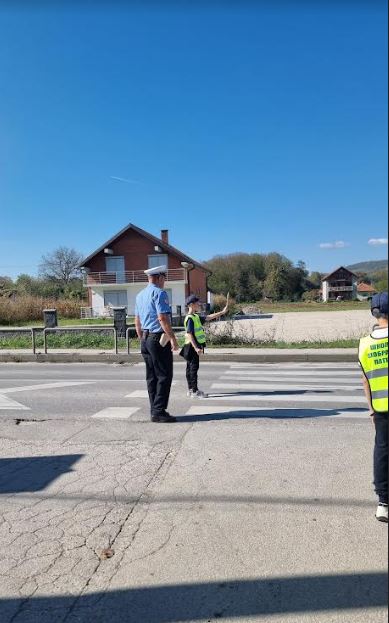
[186, 349, 200, 392]
[141, 336, 173, 418]
[374, 412, 388, 504]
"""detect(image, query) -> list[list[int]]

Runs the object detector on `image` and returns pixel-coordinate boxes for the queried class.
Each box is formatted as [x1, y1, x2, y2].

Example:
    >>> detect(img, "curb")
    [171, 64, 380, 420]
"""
[0, 351, 357, 364]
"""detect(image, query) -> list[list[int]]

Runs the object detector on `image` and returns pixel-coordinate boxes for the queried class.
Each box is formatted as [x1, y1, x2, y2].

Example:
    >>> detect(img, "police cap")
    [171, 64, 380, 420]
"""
[144, 265, 167, 277]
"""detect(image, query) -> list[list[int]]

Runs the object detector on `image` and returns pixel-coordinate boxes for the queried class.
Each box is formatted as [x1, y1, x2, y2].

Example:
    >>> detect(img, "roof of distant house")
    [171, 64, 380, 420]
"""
[322, 266, 358, 281]
[80, 223, 211, 273]
[357, 282, 377, 293]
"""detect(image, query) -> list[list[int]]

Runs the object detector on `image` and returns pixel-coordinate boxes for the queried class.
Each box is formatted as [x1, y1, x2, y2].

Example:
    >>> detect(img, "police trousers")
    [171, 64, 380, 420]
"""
[374, 412, 388, 504]
[141, 335, 173, 418]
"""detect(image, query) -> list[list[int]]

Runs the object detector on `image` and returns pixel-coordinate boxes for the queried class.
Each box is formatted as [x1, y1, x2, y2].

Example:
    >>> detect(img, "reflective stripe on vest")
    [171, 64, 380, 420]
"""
[184, 314, 206, 345]
[359, 335, 388, 413]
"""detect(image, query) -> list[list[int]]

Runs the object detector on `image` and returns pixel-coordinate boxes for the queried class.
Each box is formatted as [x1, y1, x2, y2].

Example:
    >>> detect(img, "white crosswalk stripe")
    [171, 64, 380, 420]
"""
[0, 394, 30, 411]
[195, 363, 368, 411]
[206, 393, 365, 404]
[224, 370, 360, 377]
[212, 382, 362, 392]
[91, 407, 140, 420]
[125, 390, 149, 398]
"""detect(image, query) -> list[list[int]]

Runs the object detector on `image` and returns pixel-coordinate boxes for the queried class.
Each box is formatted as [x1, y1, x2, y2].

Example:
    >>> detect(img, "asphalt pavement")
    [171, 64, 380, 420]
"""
[0, 361, 387, 623]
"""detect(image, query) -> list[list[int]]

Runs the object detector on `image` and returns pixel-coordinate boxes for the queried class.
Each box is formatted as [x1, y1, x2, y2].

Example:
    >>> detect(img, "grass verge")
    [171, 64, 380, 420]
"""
[0, 334, 358, 350]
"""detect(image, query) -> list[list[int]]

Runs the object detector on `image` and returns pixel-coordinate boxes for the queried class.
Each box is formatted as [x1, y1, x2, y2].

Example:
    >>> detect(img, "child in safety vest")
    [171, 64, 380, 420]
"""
[182, 293, 230, 398]
[359, 292, 388, 523]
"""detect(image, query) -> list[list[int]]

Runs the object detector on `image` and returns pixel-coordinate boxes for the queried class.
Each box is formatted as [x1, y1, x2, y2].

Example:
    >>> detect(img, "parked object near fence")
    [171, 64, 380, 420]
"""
[113, 307, 127, 338]
[43, 309, 58, 328]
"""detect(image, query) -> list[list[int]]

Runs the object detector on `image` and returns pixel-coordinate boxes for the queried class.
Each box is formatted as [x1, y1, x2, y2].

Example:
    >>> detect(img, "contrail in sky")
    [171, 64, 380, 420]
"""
[110, 176, 140, 184]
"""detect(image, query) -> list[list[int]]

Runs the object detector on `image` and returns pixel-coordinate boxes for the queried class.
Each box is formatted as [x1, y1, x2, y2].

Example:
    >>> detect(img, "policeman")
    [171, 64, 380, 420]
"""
[135, 265, 179, 423]
[359, 292, 388, 522]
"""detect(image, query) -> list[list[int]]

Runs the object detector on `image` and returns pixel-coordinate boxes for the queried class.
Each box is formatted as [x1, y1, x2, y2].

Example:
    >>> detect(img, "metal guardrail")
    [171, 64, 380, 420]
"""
[43, 326, 118, 354]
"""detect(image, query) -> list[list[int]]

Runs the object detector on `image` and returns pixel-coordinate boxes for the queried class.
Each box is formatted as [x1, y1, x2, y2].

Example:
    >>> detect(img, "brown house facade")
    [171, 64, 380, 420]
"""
[321, 266, 358, 302]
[80, 223, 210, 317]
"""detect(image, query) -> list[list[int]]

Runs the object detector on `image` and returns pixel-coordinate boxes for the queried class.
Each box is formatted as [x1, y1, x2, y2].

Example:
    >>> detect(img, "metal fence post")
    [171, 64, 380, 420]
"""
[113, 327, 118, 354]
[126, 327, 131, 355]
[43, 329, 48, 354]
[31, 328, 37, 354]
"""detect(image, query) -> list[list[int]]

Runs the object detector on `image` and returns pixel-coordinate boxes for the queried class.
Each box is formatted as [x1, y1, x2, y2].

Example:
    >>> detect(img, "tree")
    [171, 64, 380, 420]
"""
[0, 276, 15, 297]
[308, 271, 323, 288]
[39, 247, 84, 285]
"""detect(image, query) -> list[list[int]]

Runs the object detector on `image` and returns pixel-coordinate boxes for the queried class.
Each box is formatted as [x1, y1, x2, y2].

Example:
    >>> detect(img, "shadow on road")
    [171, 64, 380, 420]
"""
[176, 408, 366, 422]
[0, 455, 84, 494]
[1, 572, 387, 622]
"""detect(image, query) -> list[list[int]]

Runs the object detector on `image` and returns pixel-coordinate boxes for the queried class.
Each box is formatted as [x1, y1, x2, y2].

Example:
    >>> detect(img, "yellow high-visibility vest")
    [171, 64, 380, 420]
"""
[184, 314, 206, 345]
[359, 334, 388, 413]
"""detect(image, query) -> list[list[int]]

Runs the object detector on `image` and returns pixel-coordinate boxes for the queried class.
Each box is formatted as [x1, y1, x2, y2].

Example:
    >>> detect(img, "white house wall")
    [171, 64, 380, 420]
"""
[90, 283, 186, 316]
[322, 281, 329, 302]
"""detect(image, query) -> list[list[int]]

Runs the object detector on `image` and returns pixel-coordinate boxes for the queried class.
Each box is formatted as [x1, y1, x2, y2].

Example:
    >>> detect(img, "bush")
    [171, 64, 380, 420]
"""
[0, 296, 86, 325]
[302, 289, 321, 302]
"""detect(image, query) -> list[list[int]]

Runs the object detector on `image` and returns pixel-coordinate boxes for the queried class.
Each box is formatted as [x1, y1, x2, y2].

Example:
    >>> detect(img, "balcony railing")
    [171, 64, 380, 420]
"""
[328, 286, 354, 292]
[84, 268, 186, 286]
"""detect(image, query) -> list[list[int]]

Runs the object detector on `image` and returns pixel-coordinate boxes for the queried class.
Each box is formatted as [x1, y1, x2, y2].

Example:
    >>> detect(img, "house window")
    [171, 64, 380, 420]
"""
[148, 255, 168, 270]
[105, 256, 125, 283]
[104, 290, 128, 310]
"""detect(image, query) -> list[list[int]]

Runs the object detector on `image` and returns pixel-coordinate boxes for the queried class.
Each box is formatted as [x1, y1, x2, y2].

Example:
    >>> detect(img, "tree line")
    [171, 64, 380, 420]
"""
[204, 252, 388, 302]
[0, 247, 85, 300]
[0, 246, 387, 304]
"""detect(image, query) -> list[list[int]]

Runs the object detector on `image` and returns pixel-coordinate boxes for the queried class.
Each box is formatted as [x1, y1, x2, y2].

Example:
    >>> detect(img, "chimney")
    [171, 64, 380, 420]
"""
[161, 229, 169, 245]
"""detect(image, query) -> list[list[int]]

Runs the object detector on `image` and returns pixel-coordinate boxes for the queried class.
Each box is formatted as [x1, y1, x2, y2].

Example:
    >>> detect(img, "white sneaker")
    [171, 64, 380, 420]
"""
[376, 504, 388, 523]
[191, 390, 208, 399]
[187, 390, 194, 398]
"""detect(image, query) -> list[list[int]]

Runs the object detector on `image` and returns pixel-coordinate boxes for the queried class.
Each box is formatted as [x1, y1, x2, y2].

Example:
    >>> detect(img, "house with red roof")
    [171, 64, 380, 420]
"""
[80, 224, 211, 317]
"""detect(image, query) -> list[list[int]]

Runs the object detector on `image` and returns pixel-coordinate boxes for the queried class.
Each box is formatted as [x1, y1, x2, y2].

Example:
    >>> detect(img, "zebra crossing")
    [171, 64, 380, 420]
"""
[91, 362, 368, 421]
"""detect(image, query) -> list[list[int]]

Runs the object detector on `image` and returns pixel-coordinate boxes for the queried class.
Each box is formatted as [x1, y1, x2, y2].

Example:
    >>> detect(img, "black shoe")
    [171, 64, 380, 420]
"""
[151, 413, 177, 423]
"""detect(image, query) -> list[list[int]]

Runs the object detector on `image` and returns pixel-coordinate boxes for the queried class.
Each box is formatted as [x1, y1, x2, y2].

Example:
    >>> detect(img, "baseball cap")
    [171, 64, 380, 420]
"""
[186, 294, 200, 306]
[371, 292, 388, 315]
[144, 265, 167, 276]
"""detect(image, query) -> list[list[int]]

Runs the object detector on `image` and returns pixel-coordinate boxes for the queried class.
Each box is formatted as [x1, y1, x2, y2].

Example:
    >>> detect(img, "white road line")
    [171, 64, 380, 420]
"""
[229, 364, 359, 370]
[212, 382, 362, 392]
[0, 382, 96, 394]
[219, 376, 360, 386]
[185, 406, 368, 419]
[0, 394, 30, 411]
[91, 407, 140, 420]
[125, 390, 149, 398]
[206, 394, 366, 404]
[223, 370, 360, 377]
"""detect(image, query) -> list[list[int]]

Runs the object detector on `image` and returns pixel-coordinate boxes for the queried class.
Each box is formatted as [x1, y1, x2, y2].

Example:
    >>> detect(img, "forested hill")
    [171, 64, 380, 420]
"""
[347, 260, 388, 274]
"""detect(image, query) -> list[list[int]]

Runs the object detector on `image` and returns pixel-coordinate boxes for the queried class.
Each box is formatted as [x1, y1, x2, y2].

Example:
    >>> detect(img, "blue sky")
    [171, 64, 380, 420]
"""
[0, 1, 387, 279]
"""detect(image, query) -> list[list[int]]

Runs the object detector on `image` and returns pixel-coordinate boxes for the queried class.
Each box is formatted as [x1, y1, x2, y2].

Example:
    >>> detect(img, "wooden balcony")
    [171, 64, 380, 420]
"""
[328, 286, 354, 292]
[84, 269, 186, 286]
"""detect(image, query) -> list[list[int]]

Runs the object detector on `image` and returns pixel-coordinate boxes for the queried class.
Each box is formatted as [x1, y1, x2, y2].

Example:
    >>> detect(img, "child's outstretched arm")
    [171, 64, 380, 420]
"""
[205, 293, 230, 322]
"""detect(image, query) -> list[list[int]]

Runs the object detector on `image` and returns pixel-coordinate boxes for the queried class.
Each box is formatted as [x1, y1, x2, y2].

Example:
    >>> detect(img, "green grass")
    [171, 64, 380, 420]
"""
[0, 333, 358, 350]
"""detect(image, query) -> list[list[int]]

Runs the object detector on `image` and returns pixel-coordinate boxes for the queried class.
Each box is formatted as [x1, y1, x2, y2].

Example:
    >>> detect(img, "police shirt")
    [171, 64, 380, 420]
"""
[135, 284, 171, 332]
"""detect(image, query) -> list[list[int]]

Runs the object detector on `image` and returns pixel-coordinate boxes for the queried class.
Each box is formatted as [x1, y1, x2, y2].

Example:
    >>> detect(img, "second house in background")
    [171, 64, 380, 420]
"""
[80, 223, 211, 317]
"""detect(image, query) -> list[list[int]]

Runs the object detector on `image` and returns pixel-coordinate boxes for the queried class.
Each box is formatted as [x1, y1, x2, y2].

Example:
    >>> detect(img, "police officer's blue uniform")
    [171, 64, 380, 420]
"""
[135, 267, 175, 422]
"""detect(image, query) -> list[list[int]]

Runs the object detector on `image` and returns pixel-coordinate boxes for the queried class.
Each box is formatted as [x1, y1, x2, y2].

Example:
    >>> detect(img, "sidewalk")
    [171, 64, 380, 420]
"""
[0, 347, 358, 363]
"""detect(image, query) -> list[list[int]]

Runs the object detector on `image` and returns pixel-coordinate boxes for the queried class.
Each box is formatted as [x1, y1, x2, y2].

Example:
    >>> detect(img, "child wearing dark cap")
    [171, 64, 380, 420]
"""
[182, 294, 230, 398]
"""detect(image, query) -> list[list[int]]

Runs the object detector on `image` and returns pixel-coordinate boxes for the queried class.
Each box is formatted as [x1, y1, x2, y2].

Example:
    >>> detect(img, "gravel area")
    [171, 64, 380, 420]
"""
[212, 310, 373, 343]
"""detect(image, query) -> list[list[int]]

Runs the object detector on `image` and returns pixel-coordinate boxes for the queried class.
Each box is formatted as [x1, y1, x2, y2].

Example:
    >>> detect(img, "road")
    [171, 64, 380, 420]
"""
[0, 361, 387, 623]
